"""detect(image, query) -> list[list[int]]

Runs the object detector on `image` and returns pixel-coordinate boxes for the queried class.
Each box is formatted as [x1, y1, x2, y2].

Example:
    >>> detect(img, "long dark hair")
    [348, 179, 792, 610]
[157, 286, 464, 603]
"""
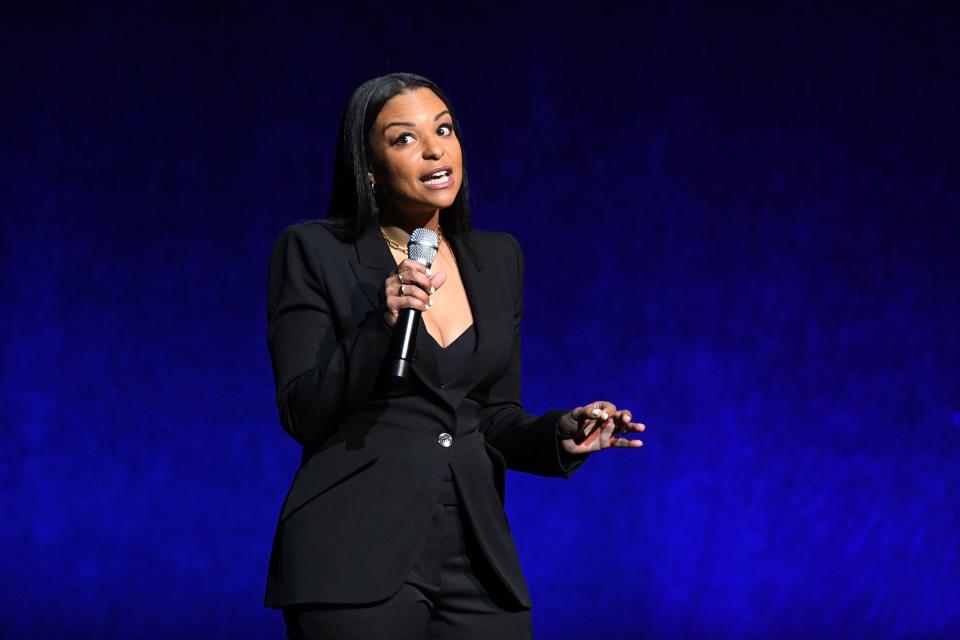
[324, 73, 471, 241]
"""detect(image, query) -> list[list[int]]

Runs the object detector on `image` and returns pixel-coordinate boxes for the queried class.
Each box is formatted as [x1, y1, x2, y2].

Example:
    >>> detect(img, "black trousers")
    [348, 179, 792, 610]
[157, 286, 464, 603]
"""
[283, 503, 531, 640]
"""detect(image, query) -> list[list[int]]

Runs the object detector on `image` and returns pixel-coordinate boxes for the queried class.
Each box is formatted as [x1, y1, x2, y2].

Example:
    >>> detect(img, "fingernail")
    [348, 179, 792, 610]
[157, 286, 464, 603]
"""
[430, 286, 435, 294]
[601, 412, 609, 420]
[426, 268, 432, 276]
[639, 424, 646, 431]
[425, 303, 431, 310]
[429, 296, 434, 305]
[590, 408, 601, 417]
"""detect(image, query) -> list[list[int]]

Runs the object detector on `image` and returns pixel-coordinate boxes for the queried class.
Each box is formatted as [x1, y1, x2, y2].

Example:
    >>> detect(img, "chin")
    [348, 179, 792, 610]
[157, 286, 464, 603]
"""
[420, 193, 458, 211]
[436, 195, 459, 209]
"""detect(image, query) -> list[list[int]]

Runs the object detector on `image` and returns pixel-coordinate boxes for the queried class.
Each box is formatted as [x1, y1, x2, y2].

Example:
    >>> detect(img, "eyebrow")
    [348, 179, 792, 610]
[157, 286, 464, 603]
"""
[383, 110, 452, 132]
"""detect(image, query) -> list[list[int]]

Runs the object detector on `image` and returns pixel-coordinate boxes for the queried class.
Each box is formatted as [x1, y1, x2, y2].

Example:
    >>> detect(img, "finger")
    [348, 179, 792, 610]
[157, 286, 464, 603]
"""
[614, 410, 645, 433]
[400, 291, 430, 311]
[385, 286, 430, 312]
[597, 400, 618, 415]
[573, 402, 612, 423]
[429, 271, 447, 291]
[388, 272, 433, 305]
[394, 258, 431, 282]
[597, 418, 616, 449]
[397, 282, 431, 306]
[382, 310, 398, 328]
[396, 269, 434, 295]
[610, 436, 643, 448]
[592, 401, 617, 421]
[615, 423, 646, 436]
[396, 297, 430, 312]
[569, 405, 590, 423]
[398, 258, 429, 274]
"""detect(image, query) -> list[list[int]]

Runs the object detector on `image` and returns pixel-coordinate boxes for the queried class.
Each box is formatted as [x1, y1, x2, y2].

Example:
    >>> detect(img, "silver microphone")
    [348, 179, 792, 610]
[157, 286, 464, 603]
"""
[386, 228, 439, 380]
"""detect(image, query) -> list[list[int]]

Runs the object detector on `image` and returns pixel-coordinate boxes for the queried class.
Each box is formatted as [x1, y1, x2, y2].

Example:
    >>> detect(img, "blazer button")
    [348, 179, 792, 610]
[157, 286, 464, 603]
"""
[440, 384, 448, 391]
[438, 432, 453, 448]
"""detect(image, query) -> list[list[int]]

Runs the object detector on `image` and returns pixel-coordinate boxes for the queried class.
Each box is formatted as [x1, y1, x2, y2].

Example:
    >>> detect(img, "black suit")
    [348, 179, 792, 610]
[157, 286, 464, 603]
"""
[264, 221, 580, 610]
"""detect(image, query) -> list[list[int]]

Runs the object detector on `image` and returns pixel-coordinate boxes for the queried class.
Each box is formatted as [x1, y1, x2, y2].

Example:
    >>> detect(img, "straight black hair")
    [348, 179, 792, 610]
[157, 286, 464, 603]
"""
[324, 73, 471, 241]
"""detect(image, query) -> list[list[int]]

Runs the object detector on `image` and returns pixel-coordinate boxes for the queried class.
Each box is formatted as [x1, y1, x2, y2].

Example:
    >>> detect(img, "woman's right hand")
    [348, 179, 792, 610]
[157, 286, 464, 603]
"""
[383, 258, 446, 328]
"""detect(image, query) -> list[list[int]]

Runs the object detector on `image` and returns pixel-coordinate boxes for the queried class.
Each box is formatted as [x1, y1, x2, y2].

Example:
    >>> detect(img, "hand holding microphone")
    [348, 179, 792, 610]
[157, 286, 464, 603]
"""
[382, 228, 446, 379]
[382, 260, 445, 326]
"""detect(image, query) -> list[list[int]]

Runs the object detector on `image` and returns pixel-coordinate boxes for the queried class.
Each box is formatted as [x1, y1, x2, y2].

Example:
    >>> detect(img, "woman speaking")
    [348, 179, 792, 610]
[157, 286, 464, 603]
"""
[265, 73, 646, 639]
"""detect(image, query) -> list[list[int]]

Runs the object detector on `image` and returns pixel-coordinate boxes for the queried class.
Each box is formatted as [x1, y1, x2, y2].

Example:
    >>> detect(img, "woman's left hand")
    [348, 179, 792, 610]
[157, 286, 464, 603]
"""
[558, 401, 645, 455]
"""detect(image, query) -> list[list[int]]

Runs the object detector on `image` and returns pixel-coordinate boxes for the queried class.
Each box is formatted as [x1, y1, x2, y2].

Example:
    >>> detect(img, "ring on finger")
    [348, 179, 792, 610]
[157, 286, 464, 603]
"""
[400, 284, 406, 295]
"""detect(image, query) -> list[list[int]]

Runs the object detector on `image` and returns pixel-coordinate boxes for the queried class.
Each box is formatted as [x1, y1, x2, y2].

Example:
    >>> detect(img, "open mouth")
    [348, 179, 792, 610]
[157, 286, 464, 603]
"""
[420, 167, 452, 185]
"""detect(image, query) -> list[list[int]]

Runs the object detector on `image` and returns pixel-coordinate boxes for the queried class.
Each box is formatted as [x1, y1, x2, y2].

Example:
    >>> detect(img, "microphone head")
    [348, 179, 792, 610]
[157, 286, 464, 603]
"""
[408, 228, 439, 267]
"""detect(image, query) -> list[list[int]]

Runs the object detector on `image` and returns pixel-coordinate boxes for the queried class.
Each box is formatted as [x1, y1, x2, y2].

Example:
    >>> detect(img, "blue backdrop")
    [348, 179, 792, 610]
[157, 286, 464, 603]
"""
[2, 3, 958, 638]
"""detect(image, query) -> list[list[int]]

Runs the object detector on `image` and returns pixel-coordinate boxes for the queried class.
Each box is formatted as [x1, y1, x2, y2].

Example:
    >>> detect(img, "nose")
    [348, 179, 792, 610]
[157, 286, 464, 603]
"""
[422, 135, 444, 160]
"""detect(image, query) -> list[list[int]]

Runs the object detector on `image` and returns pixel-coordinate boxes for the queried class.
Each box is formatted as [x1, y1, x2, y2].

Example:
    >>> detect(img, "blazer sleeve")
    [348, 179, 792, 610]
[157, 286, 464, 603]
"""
[266, 224, 392, 450]
[478, 233, 587, 477]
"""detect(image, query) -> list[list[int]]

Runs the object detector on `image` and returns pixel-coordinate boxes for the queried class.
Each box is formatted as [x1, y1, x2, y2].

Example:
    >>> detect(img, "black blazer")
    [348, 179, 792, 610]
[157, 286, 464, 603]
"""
[264, 221, 580, 609]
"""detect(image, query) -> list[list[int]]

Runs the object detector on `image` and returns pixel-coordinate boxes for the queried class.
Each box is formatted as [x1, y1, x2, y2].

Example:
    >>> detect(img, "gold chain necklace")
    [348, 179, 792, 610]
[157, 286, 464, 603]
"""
[380, 225, 444, 255]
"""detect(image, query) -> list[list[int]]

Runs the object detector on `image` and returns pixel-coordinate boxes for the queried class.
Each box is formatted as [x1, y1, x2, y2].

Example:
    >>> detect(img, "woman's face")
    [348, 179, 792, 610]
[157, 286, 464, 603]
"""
[367, 88, 463, 219]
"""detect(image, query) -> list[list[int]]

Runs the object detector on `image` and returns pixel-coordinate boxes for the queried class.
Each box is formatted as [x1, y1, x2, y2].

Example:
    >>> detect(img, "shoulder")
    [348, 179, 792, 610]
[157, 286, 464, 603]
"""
[268, 220, 358, 295]
[460, 229, 525, 293]
[271, 219, 355, 265]
[274, 219, 347, 250]
[461, 229, 523, 262]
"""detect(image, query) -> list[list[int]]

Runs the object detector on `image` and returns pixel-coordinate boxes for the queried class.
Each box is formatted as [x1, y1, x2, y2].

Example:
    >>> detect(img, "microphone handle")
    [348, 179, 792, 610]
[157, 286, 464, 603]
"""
[387, 306, 421, 379]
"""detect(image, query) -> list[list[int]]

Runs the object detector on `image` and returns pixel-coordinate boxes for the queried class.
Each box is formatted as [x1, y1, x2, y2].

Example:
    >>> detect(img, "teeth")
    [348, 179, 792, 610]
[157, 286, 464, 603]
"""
[423, 170, 449, 183]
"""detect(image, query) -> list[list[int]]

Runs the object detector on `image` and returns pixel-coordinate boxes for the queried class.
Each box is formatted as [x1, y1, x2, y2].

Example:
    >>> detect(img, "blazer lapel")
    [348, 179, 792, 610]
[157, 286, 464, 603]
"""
[350, 224, 396, 312]
[440, 233, 509, 401]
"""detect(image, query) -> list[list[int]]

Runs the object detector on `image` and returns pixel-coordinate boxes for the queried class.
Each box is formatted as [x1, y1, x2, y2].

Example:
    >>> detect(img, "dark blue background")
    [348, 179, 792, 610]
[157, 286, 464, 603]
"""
[2, 3, 958, 638]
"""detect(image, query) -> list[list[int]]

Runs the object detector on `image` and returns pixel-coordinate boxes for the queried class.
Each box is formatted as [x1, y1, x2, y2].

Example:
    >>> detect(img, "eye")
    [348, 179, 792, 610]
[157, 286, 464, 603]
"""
[393, 132, 415, 145]
[437, 123, 454, 137]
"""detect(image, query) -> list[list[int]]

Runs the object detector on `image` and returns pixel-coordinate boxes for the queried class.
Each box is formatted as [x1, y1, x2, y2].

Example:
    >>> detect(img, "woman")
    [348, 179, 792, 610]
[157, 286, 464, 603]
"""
[265, 73, 645, 639]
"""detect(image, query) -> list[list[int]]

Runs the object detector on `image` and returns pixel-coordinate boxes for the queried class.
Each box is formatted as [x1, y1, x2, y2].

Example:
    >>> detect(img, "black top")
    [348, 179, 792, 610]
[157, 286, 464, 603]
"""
[421, 323, 477, 505]
[426, 323, 477, 385]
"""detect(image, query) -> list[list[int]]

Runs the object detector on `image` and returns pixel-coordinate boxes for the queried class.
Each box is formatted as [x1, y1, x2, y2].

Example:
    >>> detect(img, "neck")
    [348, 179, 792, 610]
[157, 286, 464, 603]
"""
[378, 209, 441, 239]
